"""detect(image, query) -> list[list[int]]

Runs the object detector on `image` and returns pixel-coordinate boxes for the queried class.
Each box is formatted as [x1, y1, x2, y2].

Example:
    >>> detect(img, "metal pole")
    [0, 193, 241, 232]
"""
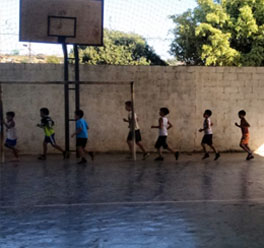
[130, 81, 136, 161]
[74, 45, 80, 111]
[74, 44, 80, 158]
[62, 42, 70, 155]
[0, 83, 4, 163]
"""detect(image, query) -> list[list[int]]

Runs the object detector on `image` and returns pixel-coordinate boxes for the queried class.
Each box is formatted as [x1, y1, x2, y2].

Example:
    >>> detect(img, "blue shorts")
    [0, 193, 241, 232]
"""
[44, 134, 56, 145]
[5, 139, 17, 148]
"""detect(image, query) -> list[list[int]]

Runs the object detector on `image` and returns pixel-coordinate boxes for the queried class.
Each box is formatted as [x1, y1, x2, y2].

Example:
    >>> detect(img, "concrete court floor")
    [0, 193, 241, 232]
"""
[1, 153, 264, 248]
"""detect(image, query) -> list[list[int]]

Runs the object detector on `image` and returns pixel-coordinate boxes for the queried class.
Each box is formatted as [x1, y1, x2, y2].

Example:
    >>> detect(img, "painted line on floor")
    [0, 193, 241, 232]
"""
[1, 198, 264, 209]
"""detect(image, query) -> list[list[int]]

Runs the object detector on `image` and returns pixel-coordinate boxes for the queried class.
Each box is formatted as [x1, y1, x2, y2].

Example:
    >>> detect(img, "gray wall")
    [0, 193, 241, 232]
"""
[1, 63, 264, 154]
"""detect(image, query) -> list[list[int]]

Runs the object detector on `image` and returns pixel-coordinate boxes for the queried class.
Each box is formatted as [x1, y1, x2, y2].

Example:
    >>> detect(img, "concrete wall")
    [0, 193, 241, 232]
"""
[1, 63, 264, 154]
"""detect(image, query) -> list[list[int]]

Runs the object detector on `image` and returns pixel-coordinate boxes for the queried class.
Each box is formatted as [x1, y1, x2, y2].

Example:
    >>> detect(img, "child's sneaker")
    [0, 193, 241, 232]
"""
[246, 153, 254, 160]
[202, 153, 209, 160]
[38, 155, 46, 160]
[214, 153, 220, 161]
[154, 156, 164, 161]
[142, 152, 150, 160]
[175, 152, 179, 160]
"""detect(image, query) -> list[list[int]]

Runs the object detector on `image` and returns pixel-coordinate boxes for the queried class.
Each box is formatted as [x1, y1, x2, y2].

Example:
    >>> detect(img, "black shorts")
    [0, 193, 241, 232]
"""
[44, 134, 56, 145]
[202, 134, 213, 145]
[155, 136, 168, 149]
[127, 130, 142, 143]
[76, 138, 87, 148]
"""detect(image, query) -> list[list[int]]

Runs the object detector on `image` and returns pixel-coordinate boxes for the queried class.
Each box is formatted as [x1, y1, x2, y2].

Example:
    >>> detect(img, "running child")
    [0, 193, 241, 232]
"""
[3, 111, 19, 161]
[199, 109, 220, 160]
[71, 109, 94, 164]
[235, 110, 254, 160]
[37, 107, 65, 160]
[151, 107, 179, 161]
[123, 101, 150, 160]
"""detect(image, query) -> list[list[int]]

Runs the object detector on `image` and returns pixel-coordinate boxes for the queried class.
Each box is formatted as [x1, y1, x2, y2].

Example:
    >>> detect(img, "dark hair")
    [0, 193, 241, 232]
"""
[6, 111, 15, 118]
[238, 110, 246, 116]
[160, 107, 170, 115]
[204, 109, 212, 117]
[75, 109, 84, 118]
[125, 101, 132, 107]
[40, 108, 49, 115]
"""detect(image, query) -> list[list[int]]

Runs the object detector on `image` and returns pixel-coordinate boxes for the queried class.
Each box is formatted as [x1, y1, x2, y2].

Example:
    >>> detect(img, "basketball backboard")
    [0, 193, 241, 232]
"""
[19, 0, 104, 45]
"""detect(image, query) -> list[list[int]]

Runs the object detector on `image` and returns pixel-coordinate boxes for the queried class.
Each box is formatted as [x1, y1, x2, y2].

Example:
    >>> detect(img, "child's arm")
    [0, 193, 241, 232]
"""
[151, 118, 163, 129]
[3, 121, 14, 129]
[167, 120, 173, 130]
[234, 122, 241, 128]
[37, 123, 44, 128]
[71, 127, 82, 138]
[199, 119, 209, 132]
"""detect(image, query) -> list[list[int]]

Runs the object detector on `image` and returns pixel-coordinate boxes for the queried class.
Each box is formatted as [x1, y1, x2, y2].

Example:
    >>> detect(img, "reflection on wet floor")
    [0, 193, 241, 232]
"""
[1, 153, 264, 247]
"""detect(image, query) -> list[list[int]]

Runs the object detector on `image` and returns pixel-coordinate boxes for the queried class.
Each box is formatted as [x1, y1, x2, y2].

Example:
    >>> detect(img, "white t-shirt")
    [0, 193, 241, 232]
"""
[159, 117, 168, 136]
[6, 120, 17, 140]
[203, 118, 213, 135]
[128, 112, 140, 131]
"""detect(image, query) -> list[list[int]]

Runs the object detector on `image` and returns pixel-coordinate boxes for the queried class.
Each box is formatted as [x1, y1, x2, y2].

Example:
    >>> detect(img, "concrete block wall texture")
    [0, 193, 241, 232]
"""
[1, 63, 264, 154]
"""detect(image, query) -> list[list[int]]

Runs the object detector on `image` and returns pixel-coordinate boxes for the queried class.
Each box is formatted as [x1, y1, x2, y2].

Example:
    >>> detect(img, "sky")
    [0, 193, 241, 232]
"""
[0, 0, 197, 60]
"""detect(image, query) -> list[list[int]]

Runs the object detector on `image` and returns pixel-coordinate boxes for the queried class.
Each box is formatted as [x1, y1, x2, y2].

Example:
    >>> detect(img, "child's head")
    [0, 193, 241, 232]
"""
[40, 108, 49, 117]
[238, 110, 246, 119]
[75, 109, 84, 119]
[203, 109, 212, 118]
[160, 107, 170, 116]
[6, 111, 15, 121]
[125, 101, 132, 111]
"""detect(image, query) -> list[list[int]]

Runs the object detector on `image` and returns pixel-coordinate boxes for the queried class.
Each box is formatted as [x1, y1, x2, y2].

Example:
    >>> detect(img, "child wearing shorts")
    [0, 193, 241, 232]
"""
[235, 110, 254, 160]
[123, 101, 149, 160]
[71, 109, 93, 164]
[151, 107, 179, 161]
[4, 111, 19, 161]
[37, 108, 65, 160]
[199, 109, 220, 160]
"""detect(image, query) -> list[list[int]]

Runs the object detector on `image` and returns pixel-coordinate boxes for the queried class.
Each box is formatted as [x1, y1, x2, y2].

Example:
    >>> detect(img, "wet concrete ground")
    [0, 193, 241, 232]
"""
[1, 153, 264, 248]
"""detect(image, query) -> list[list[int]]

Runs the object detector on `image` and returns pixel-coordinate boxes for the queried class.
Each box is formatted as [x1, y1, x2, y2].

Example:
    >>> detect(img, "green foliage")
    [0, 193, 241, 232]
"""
[46, 56, 62, 64]
[77, 29, 167, 66]
[170, 0, 264, 66]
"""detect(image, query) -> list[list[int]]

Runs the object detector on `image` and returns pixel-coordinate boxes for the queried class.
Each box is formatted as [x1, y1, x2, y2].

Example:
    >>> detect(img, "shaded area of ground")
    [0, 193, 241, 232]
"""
[1, 153, 264, 247]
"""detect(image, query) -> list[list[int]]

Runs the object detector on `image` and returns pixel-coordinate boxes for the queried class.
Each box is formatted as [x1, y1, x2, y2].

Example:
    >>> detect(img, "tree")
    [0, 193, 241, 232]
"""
[170, 0, 264, 66]
[76, 29, 167, 66]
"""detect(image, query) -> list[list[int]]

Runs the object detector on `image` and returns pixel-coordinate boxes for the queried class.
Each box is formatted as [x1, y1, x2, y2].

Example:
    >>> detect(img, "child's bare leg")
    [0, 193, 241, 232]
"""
[84, 149, 95, 161]
[209, 144, 217, 154]
[6, 146, 19, 160]
[167, 145, 180, 160]
[245, 144, 252, 153]
[158, 148, 162, 157]
[52, 144, 64, 153]
[12, 147, 19, 159]
[136, 141, 146, 154]
[201, 143, 207, 153]
[201, 143, 210, 159]
[127, 140, 133, 153]
[77, 146, 84, 158]
[167, 145, 175, 154]
[240, 143, 251, 154]
[77, 146, 87, 164]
